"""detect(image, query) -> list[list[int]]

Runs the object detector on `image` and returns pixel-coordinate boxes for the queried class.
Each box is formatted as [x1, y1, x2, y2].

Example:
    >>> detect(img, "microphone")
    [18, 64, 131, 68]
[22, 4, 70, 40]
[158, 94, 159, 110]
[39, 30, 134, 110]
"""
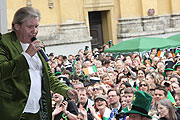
[0, 33, 1, 40]
[31, 37, 49, 62]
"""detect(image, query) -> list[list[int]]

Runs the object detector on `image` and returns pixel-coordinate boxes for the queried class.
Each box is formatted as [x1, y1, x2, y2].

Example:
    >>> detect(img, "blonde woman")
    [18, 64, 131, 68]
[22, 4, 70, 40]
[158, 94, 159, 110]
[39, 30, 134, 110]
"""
[92, 83, 107, 100]
[101, 73, 112, 83]
[157, 98, 178, 120]
[138, 80, 150, 93]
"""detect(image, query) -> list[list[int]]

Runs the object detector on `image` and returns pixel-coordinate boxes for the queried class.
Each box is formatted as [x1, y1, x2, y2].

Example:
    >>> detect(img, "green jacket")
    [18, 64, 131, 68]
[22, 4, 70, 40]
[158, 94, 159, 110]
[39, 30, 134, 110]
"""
[0, 31, 71, 120]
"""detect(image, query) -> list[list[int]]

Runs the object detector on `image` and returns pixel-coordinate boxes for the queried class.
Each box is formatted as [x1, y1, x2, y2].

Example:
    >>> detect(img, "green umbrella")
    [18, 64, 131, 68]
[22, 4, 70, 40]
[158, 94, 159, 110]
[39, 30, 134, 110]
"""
[104, 37, 180, 53]
[168, 33, 180, 42]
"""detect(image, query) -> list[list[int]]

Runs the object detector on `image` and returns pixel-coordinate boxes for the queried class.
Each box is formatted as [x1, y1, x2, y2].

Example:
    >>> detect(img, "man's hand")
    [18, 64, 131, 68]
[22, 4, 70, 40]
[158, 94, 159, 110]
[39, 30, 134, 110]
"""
[61, 101, 68, 113]
[88, 105, 96, 116]
[25, 40, 43, 57]
[78, 105, 88, 120]
[67, 89, 78, 103]
[52, 105, 62, 116]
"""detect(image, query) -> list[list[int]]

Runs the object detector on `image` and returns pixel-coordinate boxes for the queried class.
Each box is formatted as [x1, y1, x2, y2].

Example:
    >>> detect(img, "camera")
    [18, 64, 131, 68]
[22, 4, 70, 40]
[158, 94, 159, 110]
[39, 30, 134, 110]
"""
[164, 82, 170, 87]
[76, 57, 80, 61]
[59, 100, 65, 107]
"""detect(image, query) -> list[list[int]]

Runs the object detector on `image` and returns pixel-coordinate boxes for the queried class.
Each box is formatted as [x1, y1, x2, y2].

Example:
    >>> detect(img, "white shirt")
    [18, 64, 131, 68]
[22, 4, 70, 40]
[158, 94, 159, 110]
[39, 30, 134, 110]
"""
[129, 79, 140, 87]
[20, 42, 42, 113]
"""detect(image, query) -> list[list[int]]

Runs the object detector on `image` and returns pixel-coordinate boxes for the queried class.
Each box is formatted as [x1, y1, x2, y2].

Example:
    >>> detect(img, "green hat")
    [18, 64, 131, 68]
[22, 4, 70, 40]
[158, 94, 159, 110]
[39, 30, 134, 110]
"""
[163, 60, 174, 76]
[54, 72, 61, 76]
[175, 49, 180, 56]
[164, 60, 174, 71]
[174, 62, 180, 70]
[143, 57, 152, 65]
[125, 91, 152, 118]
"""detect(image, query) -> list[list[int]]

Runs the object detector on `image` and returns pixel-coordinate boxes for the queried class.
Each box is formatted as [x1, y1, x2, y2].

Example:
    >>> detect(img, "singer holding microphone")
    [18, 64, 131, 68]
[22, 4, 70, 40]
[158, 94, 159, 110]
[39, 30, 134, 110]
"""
[0, 7, 78, 120]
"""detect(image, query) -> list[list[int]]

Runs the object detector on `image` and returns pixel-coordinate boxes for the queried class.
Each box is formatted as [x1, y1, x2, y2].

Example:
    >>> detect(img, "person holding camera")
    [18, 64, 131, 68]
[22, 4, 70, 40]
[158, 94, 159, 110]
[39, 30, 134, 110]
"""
[52, 93, 78, 120]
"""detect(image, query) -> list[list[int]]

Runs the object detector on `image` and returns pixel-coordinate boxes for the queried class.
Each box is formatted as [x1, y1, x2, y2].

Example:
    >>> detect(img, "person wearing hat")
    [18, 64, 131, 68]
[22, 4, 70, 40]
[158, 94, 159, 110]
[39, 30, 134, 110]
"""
[49, 52, 54, 60]
[163, 60, 174, 80]
[143, 52, 152, 67]
[143, 57, 152, 67]
[175, 49, 180, 57]
[89, 95, 111, 120]
[125, 91, 152, 120]
[174, 61, 180, 73]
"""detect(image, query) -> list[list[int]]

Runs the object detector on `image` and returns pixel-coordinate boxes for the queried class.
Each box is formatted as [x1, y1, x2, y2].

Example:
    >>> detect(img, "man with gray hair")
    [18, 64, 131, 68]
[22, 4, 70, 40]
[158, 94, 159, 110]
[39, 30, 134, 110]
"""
[73, 81, 84, 92]
[0, 7, 78, 120]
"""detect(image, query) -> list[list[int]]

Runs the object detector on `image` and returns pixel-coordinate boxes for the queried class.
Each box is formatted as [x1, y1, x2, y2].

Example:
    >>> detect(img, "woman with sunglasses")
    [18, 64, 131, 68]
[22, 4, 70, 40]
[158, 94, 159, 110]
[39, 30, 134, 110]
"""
[92, 83, 107, 100]
[138, 80, 150, 93]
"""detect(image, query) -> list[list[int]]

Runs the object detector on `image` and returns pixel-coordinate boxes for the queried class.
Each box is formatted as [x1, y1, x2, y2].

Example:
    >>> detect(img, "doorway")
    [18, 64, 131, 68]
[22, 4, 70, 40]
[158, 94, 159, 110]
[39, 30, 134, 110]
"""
[89, 11, 104, 49]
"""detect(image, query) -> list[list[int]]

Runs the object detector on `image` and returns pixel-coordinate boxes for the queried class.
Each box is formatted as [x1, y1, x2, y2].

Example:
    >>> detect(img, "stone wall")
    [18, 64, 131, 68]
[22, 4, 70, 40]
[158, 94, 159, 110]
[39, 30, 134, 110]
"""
[37, 22, 92, 55]
[117, 14, 180, 42]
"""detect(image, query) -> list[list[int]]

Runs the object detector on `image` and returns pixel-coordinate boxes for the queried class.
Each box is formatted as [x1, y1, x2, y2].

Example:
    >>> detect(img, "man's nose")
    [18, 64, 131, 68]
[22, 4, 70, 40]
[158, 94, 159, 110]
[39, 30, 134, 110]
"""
[34, 27, 38, 33]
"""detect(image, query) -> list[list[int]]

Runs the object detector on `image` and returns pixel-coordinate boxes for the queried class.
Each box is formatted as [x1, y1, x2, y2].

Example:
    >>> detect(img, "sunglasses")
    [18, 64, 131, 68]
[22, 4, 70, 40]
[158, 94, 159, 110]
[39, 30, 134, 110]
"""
[139, 84, 147, 87]
[93, 87, 101, 91]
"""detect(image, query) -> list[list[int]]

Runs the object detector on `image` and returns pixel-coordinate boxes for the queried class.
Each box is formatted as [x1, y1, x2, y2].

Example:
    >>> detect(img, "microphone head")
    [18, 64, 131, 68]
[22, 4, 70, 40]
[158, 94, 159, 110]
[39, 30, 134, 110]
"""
[0, 33, 1, 40]
[31, 37, 37, 42]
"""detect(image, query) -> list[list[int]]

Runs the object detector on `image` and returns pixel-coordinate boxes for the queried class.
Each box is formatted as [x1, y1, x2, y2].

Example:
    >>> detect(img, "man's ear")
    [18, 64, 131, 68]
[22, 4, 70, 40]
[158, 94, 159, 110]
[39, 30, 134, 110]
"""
[14, 24, 20, 31]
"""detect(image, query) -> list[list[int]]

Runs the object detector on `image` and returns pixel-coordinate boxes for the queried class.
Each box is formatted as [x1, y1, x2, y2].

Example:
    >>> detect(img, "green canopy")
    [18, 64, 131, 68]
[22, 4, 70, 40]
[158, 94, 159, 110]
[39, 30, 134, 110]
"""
[104, 37, 180, 53]
[168, 33, 180, 42]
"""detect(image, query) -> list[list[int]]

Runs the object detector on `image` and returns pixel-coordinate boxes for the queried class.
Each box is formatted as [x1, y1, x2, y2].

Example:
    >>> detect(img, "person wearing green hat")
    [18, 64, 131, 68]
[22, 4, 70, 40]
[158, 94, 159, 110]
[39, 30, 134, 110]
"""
[175, 49, 180, 56]
[125, 91, 152, 120]
[174, 61, 180, 73]
[163, 60, 174, 80]
[143, 57, 152, 66]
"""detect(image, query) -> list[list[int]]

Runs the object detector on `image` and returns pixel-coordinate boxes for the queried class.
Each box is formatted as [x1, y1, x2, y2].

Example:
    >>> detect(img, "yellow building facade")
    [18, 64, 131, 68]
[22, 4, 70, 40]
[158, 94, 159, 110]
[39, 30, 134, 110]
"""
[4, 0, 180, 55]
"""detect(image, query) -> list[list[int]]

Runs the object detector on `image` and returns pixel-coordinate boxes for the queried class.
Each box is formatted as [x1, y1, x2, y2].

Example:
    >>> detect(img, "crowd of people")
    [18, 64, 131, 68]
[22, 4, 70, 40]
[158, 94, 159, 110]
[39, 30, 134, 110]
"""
[5, 6, 180, 120]
[49, 44, 180, 120]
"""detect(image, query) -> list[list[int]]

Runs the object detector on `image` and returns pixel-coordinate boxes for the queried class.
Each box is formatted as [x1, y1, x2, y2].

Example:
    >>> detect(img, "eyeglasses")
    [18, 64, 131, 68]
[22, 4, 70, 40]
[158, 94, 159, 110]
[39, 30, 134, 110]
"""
[139, 84, 147, 87]
[93, 87, 101, 91]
